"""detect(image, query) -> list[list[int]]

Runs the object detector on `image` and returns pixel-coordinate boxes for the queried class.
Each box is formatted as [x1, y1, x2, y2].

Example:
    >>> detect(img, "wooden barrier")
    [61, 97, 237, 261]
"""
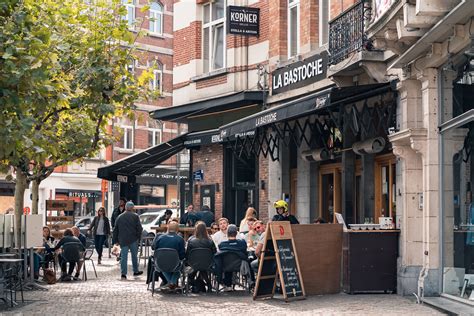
[292, 224, 343, 295]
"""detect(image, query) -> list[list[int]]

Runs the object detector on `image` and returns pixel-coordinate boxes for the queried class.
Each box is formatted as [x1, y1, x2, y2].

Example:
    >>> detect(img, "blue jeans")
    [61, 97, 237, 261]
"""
[163, 271, 180, 285]
[120, 241, 139, 275]
[94, 235, 107, 259]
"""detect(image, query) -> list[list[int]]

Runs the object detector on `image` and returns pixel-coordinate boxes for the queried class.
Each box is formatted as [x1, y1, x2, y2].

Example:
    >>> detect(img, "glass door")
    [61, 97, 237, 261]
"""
[319, 164, 341, 223]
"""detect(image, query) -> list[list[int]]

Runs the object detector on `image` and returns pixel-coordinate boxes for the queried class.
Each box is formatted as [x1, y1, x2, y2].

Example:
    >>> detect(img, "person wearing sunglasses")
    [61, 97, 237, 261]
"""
[210, 222, 219, 235]
[250, 221, 267, 275]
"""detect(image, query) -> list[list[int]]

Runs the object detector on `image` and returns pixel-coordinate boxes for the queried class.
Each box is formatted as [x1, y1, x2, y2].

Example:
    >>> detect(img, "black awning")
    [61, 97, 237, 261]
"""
[219, 82, 395, 137]
[97, 134, 188, 183]
[150, 90, 264, 123]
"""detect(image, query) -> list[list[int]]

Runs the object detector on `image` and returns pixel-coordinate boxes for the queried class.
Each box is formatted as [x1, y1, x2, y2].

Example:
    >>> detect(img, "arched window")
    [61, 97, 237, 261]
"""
[149, 61, 163, 93]
[149, 2, 163, 35]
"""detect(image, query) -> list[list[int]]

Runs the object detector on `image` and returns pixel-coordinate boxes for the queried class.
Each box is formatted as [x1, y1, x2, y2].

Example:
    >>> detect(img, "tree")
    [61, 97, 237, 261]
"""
[0, 0, 153, 247]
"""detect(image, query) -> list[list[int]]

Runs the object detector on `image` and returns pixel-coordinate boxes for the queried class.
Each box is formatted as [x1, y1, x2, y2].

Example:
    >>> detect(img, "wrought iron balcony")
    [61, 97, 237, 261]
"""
[329, 1, 372, 65]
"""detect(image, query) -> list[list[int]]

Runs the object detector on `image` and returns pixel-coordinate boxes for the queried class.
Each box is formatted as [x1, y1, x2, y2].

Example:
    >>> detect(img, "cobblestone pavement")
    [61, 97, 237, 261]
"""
[1, 254, 443, 315]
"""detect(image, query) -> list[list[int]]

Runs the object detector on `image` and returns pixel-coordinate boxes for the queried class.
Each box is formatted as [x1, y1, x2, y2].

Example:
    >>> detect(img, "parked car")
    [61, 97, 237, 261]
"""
[139, 208, 178, 239]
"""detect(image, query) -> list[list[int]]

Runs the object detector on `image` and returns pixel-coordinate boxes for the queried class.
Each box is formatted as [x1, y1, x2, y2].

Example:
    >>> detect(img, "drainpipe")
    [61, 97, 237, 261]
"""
[437, 68, 445, 298]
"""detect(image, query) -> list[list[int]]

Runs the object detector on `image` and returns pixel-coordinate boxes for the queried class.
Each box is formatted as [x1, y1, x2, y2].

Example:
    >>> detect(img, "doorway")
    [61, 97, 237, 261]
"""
[319, 163, 342, 223]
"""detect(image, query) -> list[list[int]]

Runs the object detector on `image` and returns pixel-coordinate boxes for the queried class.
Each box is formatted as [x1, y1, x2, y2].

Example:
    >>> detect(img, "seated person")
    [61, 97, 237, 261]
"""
[186, 221, 216, 292]
[250, 221, 267, 274]
[153, 221, 185, 290]
[53, 228, 85, 281]
[158, 209, 173, 226]
[195, 206, 214, 227]
[210, 222, 219, 236]
[214, 224, 248, 291]
[33, 226, 56, 279]
[212, 218, 246, 250]
[71, 226, 87, 280]
[314, 217, 327, 224]
[244, 218, 258, 249]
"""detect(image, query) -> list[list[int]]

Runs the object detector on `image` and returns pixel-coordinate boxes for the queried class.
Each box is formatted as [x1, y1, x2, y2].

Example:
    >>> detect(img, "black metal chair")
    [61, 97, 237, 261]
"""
[3, 265, 24, 307]
[82, 248, 97, 281]
[150, 248, 182, 296]
[216, 252, 249, 293]
[184, 248, 215, 294]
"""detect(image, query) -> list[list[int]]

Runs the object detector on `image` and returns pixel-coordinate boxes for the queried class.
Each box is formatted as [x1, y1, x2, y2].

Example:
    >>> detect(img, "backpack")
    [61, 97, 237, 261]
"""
[43, 268, 57, 284]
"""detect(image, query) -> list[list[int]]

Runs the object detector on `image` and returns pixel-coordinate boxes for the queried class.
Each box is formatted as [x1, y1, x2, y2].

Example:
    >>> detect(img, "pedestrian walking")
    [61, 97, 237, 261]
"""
[88, 207, 111, 264]
[113, 201, 143, 279]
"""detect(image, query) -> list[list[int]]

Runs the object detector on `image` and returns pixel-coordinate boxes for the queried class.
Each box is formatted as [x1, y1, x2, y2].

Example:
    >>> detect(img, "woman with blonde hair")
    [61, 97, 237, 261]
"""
[239, 207, 257, 233]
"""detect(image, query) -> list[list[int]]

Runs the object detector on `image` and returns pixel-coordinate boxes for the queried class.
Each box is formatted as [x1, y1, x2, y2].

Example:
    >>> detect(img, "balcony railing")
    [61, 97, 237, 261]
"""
[329, 1, 371, 65]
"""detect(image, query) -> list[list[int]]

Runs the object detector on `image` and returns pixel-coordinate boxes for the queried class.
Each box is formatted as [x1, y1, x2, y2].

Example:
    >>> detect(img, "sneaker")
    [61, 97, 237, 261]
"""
[121, 274, 127, 280]
[73, 275, 80, 281]
[223, 286, 233, 292]
[133, 271, 143, 276]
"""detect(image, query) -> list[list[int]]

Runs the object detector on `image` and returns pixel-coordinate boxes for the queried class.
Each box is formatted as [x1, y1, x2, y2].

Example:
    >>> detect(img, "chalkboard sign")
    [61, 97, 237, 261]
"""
[275, 239, 303, 298]
[254, 222, 305, 302]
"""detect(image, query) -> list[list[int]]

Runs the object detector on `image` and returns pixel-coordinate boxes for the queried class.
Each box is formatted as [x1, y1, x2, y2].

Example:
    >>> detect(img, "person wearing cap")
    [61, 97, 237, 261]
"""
[272, 200, 300, 224]
[214, 224, 248, 291]
[113, 201, 143, 280]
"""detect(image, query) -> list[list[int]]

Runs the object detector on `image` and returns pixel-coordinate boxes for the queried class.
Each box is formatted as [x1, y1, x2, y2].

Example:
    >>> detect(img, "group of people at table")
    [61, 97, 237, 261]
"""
[33, 198, 299, 290]
[34, 206, 111, 281]
[151, 199, 299, 293]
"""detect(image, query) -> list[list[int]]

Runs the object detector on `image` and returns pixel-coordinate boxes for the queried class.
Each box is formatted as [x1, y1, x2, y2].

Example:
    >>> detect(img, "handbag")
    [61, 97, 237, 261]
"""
[43, 268, 57, 284]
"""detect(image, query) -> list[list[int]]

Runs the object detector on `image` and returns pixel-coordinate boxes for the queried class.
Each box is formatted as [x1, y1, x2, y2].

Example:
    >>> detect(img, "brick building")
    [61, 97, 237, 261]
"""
[25, 0, 179, 217]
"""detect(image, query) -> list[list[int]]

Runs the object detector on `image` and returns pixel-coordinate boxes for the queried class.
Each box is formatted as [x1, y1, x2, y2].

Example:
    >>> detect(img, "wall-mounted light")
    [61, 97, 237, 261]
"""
[301, 148, 331, 162]
[352, 137, 386, 155]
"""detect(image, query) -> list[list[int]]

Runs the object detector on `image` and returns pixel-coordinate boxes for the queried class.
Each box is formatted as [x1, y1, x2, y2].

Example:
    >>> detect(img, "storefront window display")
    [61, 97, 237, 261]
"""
[440, 53, 474, 302]
[55, 189, 102, 217]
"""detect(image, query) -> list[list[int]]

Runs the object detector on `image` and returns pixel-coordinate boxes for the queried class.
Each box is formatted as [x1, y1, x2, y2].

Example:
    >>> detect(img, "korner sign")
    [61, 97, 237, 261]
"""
[272, 51, 328, 95]
[227, 5, 260, 36]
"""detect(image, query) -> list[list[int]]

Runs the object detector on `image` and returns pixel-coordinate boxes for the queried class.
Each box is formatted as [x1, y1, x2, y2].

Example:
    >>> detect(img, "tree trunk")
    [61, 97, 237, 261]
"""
[31, 179, 40, 215]
[14, 170, 28, 249]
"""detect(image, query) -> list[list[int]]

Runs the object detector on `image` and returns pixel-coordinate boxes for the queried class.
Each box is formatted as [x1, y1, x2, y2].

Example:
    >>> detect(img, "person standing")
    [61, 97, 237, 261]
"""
[180, 203, 198, 226]
[272, 200, 299, 224]
[113, 201, 143, 280]
[111, 197, 127, 228]
[88, 207, 111, 264]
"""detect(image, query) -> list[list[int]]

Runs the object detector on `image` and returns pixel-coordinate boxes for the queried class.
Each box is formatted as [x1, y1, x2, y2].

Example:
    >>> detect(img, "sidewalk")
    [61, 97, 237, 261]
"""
[1, 254, 444, 315]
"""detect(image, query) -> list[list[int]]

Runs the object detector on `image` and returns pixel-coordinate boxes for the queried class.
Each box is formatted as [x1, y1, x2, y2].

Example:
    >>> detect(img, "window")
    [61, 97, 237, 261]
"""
[149, 69, 162, 93]
[148, 129, 161, 147]
[149, 2, 163, 35]
[319, 0, 329, 47]
[202, 0, 225, 73]
[288, 0, 300, 57]
[122, 0, 136, 27]
[120, 126, 134, 150]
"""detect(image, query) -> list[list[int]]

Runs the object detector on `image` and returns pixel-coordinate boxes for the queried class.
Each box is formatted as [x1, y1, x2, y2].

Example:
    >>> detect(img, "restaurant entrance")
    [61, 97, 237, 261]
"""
[224, 147, 257, 224]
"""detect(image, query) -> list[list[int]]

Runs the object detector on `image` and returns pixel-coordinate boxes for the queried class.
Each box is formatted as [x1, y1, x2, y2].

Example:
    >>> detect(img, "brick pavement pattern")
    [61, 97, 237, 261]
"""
[1, 254, 443, 315]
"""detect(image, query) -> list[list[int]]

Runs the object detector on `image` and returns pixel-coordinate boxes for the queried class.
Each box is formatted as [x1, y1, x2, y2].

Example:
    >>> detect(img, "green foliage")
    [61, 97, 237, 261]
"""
[0, 0, 152, 181]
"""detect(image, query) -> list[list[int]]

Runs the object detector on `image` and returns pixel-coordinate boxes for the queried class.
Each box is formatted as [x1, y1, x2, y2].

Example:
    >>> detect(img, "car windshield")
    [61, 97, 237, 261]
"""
[140, 214, 159, 225]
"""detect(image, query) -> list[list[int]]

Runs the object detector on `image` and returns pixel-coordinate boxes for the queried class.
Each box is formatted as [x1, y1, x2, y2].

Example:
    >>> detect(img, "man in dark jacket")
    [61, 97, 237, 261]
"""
[214, 224, 247, 291]
[153, 221, 185, 290]
[111, 197, 127, 228]
[53, 228, 85, 281]
[271, 200, 299, 224]
[196, 205, 214, 227]
[180, 204, 198, 226]
[113, 201, 143, 280]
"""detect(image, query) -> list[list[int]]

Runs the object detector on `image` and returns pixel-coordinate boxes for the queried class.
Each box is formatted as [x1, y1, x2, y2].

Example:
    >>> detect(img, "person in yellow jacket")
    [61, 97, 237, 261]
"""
[272, 200, 299, 224]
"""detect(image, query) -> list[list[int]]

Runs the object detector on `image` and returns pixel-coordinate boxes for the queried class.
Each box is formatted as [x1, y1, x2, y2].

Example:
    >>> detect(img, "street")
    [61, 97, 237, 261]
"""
[1, 254, 443, 315]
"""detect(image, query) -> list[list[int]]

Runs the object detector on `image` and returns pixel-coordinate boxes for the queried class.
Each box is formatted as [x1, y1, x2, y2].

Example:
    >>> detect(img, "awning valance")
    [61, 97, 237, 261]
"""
[97, 134, 188, 183]
[219, 82, 395, 138]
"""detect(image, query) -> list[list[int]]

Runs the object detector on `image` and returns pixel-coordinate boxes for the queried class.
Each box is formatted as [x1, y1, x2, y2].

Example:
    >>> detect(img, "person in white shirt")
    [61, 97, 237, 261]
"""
[212, 217, 245, 250]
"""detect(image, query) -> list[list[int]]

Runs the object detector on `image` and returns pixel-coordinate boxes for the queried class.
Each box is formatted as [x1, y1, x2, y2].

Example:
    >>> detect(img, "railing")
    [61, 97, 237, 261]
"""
[329, 1, 370, 65]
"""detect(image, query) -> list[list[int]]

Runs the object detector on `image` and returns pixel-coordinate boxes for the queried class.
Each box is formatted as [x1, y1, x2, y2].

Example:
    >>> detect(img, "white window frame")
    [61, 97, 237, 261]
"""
[319, 0, 329, 47]
[202, 0, 226, 73]
[149, 69, 163, 93]
[121, 125, 134, 150]
[148, 129, 162, 147]
[122, 0, 136, 27]
[288, 0, 300, 58]
[149, 2, 163, 35]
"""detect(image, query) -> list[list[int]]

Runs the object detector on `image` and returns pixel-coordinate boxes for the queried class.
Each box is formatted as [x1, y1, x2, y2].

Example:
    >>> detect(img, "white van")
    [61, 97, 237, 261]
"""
[139, 208, 178, 238]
